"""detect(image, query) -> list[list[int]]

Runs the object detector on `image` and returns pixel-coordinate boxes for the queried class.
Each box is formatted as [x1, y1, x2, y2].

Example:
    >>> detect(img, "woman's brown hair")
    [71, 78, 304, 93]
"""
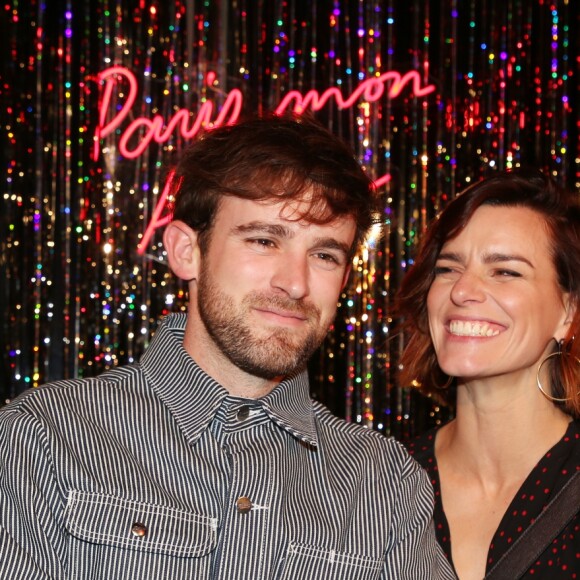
[396, 168, 580, 418]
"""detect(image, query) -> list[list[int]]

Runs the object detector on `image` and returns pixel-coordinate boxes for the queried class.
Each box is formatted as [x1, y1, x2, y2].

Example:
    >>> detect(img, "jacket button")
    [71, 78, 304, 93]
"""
[237, 406, 251, 421]
[131, 522, 147, 537]
[236, 496, 252, 514]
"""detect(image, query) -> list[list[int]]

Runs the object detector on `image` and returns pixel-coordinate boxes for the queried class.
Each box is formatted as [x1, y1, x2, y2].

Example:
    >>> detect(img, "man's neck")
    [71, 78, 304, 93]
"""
[182, 313, 284, 398]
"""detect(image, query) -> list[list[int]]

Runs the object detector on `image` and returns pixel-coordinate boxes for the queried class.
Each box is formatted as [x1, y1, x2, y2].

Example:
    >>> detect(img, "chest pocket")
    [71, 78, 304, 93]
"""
[279, 542, 383, 580]
[64, 490, 218, 579]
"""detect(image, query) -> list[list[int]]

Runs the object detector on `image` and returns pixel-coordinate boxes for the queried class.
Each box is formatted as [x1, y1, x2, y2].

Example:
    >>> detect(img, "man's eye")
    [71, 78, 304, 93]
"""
[315, 252, 340, 264]
[249, 238, 276, 248]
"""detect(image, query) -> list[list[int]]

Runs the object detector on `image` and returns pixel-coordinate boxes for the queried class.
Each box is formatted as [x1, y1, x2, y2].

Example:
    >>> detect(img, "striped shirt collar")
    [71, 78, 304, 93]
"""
[140, 313, 319, 447]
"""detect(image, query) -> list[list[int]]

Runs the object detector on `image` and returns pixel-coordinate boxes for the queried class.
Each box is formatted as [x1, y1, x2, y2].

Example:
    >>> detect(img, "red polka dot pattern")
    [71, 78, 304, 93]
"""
[405, 420, 580, 579]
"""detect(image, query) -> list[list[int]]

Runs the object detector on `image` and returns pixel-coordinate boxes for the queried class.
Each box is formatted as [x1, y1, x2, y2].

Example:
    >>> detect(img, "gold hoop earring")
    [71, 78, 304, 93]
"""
[536, 349, 580, 403]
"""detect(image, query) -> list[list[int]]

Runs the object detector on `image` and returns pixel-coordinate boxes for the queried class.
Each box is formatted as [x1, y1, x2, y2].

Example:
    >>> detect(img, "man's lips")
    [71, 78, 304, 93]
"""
[247, 293, 320, 324]
[253, 307, 308, 323]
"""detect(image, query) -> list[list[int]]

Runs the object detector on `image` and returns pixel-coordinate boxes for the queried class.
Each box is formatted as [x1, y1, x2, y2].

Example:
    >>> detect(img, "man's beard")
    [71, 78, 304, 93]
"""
[197, 265, 330, 380]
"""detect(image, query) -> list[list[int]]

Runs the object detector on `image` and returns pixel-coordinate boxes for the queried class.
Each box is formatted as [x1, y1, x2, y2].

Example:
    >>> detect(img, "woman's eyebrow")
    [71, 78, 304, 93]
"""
[482, 252, 534, 268]
[436, 252, 462, 263]
[436, 251, 534, 268]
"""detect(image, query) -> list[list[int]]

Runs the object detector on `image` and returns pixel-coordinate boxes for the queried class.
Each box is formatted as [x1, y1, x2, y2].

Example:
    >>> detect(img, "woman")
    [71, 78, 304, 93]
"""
[397, 168, 580, 579]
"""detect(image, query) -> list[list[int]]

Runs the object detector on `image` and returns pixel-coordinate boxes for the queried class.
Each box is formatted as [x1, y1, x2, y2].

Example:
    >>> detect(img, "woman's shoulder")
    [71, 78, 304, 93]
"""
[546, 418, 580, 475]
[566, 417, 580, 441]
[402, 425, 441, 470]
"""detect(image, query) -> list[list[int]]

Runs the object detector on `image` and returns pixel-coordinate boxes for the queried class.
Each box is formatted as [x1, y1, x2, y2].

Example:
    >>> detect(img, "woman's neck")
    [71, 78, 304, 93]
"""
[437, 376, 572, 484]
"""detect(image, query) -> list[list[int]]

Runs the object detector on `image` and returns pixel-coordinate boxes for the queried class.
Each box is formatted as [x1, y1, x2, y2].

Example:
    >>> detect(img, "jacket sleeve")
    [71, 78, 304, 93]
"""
[382, 443, 457, 580]
[0, 407, 68, 579]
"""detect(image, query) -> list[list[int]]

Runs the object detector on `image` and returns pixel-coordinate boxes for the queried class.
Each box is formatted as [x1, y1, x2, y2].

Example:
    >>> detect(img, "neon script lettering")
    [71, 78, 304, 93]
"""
[94, 66, 435, 160]
[94, 67, 244, 160]
[93, 66, 436, 253]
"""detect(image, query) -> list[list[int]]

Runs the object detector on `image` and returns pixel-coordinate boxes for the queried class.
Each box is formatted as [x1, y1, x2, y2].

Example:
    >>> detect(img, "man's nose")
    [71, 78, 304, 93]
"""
[270, 252, 310, 300]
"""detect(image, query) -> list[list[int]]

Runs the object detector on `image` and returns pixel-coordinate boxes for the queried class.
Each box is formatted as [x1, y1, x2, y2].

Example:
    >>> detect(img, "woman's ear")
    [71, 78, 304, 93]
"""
[163, 220, 201, 282]
[555, 294, 577, 342]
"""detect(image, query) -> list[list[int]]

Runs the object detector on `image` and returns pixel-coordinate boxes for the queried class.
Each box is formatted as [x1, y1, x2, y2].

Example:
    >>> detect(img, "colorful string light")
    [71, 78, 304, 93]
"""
[1, 0, 578, 439]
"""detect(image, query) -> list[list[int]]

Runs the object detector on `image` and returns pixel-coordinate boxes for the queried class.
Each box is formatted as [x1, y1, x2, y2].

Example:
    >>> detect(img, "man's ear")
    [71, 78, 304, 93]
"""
[341, 264, 352, 290]
[163, 220, 201, 282]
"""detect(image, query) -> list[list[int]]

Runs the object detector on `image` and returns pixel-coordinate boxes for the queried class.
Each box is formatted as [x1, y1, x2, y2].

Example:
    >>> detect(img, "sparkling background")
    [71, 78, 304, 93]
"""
[1, 0, 578, 439]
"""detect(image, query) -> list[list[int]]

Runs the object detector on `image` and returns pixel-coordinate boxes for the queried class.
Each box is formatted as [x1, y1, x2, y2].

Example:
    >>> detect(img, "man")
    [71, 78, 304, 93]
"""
[0, 114, 454, 579]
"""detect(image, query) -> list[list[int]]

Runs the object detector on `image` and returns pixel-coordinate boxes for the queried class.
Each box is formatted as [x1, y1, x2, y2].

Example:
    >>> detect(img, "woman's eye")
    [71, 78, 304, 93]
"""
[434, 266, 455, 275]
[495, 269, 521, 278]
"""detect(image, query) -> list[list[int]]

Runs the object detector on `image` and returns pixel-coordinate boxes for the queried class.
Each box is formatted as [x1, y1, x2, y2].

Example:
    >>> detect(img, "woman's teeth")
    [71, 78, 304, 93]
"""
[449, 320, 500, 337]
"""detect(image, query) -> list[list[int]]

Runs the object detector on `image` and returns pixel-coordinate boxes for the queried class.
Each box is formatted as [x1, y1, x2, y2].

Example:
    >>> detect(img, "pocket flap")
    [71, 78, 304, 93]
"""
[64, 490, 218, 557]
[279, 542, 383, 579]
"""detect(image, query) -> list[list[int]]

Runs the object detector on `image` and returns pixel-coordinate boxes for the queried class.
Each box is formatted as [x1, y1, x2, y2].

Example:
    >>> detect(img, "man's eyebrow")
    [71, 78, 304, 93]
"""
[232, 222, 294, 237]
[436, 251, 534, 268]
[313, 237, 351, 256]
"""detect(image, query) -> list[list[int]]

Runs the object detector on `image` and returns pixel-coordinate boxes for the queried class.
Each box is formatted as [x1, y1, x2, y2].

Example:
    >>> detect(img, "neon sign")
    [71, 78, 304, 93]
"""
[93, 66, 436, 254]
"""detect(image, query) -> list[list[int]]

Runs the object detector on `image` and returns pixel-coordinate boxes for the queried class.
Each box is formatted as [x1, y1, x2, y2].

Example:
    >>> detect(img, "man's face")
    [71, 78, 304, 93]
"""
[194, 195, 356, 381]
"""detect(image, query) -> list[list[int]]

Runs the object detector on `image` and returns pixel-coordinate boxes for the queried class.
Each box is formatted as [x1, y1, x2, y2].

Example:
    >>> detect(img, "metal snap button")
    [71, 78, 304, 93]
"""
[236, 496, 252, 514]
[131, 522, 147, 537]
[236, 405, 251, 421]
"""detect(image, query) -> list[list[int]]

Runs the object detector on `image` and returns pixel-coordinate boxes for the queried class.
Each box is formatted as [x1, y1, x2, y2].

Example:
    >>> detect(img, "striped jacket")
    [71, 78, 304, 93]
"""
[0, 313, 455, 579]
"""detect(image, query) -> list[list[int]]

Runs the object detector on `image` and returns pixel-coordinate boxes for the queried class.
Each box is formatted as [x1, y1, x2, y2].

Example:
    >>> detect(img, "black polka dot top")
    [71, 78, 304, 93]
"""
[406, 420, 579, 579]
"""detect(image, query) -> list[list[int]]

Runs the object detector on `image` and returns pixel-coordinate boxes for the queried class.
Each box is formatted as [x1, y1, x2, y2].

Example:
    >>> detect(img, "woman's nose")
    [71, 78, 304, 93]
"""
[450, 271, 486, 305]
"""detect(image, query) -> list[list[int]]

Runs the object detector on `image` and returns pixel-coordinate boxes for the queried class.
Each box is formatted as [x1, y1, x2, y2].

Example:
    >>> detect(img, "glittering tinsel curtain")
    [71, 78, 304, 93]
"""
[1, 0, 578, 440]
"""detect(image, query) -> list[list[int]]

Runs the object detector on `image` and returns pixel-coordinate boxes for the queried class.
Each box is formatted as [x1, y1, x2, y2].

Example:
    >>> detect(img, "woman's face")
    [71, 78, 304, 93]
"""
[427, 205, 572, 384]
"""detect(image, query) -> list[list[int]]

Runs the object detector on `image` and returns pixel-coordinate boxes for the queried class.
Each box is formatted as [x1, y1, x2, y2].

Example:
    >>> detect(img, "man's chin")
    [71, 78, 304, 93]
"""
[231, 338, 315, 379]
[232, 358, 306, 381]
